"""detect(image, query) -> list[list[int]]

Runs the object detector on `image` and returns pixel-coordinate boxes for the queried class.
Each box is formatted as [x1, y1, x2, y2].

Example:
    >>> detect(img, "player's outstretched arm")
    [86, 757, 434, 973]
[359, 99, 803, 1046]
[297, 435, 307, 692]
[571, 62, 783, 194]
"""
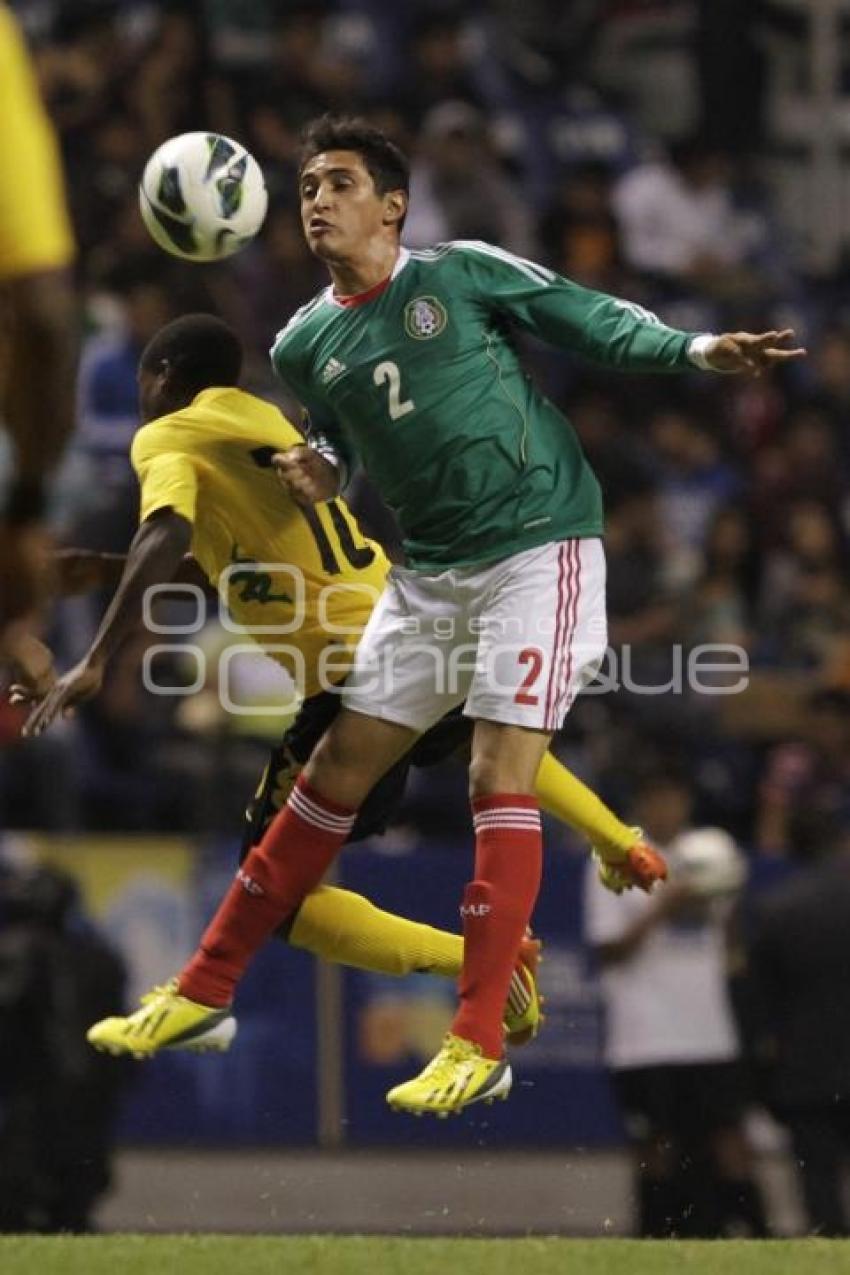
[457, 244, 808, 377]
[19, 510, 192, 737]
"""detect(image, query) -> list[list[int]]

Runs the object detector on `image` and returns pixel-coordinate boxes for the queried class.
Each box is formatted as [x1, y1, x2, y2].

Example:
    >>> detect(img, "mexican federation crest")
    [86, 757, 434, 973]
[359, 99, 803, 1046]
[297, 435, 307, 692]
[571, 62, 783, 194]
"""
[404, 295, 448, 340]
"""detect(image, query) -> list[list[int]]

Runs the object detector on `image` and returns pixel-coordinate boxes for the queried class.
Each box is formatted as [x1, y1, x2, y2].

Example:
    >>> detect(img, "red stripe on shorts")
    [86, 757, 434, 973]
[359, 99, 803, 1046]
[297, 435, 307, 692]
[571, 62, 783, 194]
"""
[550, 540, 577, 729]
[555, 539, 583, 724]
[544, 543, 569, 730]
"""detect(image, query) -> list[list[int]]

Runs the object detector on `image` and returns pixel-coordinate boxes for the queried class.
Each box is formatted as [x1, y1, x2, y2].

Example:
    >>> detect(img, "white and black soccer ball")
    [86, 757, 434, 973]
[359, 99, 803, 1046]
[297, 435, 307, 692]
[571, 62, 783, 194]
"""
[139, 132, 268, 262]
[669, 827, 748, 898]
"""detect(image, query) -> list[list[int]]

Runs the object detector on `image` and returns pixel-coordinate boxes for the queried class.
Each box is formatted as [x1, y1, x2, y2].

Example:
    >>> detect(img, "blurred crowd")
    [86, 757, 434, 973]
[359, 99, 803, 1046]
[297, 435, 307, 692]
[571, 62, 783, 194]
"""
[0, 0, 846, 863]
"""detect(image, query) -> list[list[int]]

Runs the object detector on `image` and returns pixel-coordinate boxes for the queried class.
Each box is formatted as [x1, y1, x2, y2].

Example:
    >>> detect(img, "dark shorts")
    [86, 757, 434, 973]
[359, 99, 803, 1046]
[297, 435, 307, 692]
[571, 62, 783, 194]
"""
[613, 1062, 747, 1144]
[240, 687, 473, 860]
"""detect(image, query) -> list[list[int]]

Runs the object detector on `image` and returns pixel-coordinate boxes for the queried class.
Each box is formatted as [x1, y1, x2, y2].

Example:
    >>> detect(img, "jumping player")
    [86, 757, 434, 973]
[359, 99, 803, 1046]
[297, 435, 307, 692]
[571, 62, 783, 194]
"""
[69, 116, 802, 1117]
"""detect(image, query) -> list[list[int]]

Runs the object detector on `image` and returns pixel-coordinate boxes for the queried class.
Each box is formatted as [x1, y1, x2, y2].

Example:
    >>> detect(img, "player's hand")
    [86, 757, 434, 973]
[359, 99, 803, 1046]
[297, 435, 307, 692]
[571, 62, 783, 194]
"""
[6, 632, 57, 703]
[704, 330, 806, 375]
[595, 841, 668, 895]
[272, 446, 339, 506]
[19, 658, 104, 738]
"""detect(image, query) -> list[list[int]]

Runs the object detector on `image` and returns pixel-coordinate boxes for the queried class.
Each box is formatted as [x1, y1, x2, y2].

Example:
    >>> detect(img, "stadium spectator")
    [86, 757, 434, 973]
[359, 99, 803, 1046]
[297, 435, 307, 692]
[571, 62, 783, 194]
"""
[612, 138, 767, 298]
[405, 100, 536, 256]
[749, 406, 846, 547]
[649, 407, 743, 591]
[754, 691, 850, 858]
[604, 493, 679, 657]
[811, 328, 850, 460]
[396, 11, 486, 125]
[63, 267, 173, 556]
[228, 206, 325, 388]
[585, 773, 767, 1238]
[538, 162, 624, 292]
[257, 4, 368, 127]
[695, 0, 805, 157]
[757, 501, 850, 675]
[685, 504, 762, 652]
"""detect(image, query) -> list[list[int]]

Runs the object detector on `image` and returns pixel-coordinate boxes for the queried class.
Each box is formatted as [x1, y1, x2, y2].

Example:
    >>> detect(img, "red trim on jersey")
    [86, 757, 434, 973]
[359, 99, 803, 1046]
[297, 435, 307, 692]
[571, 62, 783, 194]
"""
[333, 274, 393, 308]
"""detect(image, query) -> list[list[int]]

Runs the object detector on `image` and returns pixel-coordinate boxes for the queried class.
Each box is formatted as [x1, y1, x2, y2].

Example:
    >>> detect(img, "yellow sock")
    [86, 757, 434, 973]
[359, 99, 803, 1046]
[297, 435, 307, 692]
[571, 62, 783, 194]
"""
[288, 885, 463, 978]
[534, 751, 636, 860]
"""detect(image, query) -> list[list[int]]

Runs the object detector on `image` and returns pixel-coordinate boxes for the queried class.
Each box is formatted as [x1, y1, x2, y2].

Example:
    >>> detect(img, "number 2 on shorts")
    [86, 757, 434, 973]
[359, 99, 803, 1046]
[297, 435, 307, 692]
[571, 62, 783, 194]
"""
[515, 646, 543, 705]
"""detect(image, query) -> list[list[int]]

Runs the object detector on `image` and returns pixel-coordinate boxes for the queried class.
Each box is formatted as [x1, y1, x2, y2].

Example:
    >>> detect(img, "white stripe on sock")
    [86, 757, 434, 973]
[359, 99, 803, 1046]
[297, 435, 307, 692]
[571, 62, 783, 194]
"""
[476, 821, 542, 831]
[474, 812, 541, 824]
[289, 787, 355, 833]
[289, 798, 352, 834]
[474, 813, 541, 829]
[289, 787, 354, 827]
[474, 808, 540, 820]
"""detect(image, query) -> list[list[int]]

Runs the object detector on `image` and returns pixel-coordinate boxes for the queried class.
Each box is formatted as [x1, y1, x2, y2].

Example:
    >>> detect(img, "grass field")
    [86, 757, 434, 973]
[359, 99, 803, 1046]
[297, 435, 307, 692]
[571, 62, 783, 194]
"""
[0, 1236, 846, 1275]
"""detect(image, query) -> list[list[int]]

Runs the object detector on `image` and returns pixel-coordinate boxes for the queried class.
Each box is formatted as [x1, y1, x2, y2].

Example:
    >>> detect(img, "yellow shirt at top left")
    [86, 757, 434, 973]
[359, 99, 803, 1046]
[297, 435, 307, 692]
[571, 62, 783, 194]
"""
[0, 4, 74, 278]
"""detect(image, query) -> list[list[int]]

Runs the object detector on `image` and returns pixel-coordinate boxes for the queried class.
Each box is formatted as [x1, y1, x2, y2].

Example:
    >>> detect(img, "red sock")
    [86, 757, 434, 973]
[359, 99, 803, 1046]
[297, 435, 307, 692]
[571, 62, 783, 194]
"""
[452, 794, 542, 1059]
[179, 776, 356, 1006]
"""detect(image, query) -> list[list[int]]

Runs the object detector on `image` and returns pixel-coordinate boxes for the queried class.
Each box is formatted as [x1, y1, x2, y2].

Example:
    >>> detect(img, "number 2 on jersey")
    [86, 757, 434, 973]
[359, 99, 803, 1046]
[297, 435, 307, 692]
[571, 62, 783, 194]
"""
[373, 361, 414, 420]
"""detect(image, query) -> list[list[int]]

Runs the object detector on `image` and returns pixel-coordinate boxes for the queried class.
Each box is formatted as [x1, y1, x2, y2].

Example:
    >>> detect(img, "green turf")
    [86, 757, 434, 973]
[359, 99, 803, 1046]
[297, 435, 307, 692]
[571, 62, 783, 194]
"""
[0, 1236, 847, 1275]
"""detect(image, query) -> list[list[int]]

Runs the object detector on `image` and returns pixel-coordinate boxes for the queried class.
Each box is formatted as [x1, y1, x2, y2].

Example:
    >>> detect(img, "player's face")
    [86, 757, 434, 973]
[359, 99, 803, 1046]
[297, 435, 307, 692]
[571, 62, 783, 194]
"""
[299, 150, 402, 260]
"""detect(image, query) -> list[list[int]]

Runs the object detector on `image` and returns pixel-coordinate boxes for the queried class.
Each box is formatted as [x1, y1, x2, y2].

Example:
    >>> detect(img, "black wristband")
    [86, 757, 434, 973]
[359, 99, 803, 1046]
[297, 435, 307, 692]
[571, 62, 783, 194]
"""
[3, 477, 46, 526]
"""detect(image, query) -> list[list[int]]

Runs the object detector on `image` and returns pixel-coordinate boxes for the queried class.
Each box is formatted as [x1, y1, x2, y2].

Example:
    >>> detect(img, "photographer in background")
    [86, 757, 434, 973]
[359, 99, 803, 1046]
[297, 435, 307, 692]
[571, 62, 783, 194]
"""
[584, 773, 767, 1238]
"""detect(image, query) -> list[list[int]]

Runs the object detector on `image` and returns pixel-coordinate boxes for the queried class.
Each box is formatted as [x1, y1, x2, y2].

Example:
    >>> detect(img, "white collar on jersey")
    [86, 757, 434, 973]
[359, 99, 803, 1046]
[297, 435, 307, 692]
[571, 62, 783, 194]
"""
[325, 247, 411, 309]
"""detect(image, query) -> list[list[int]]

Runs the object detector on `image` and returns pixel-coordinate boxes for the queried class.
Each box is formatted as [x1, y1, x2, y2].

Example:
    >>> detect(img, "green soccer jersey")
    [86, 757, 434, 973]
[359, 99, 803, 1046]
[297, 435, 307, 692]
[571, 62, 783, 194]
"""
[271, 240, 701, 571]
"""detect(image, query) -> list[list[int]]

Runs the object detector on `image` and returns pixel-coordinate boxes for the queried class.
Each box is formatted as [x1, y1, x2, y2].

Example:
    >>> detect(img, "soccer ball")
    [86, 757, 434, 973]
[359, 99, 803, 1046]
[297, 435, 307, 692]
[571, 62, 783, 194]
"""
[669, 827, 748, 898]
[139, 132, 268, 262]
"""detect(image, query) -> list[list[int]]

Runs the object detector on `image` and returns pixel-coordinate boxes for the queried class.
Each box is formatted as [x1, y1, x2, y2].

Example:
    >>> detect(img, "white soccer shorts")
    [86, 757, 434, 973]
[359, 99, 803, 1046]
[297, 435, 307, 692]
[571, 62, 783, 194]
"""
[341, 537, 607, 733]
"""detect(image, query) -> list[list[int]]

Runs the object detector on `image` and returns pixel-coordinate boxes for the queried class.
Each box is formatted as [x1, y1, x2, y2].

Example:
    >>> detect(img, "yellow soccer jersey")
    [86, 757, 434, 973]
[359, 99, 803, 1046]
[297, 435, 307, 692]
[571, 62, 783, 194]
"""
[131, 386, 389, 698]
[0, 5, 74, 277]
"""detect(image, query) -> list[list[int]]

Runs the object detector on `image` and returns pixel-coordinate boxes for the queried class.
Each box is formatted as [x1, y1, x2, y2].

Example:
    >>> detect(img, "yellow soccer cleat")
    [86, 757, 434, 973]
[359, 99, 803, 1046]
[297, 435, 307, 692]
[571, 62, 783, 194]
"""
[86, 978, 235, 1059]
[386, 1032, 512, 1118]
[504, 934, 544, 1048]
[594, 827, 668, 895]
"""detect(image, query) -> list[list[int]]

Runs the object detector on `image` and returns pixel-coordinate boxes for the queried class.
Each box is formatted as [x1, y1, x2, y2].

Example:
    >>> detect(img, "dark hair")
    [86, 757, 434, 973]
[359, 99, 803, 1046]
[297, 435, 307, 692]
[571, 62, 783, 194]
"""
[299, 114, 410, 231]
[140, 314, 242, 396]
